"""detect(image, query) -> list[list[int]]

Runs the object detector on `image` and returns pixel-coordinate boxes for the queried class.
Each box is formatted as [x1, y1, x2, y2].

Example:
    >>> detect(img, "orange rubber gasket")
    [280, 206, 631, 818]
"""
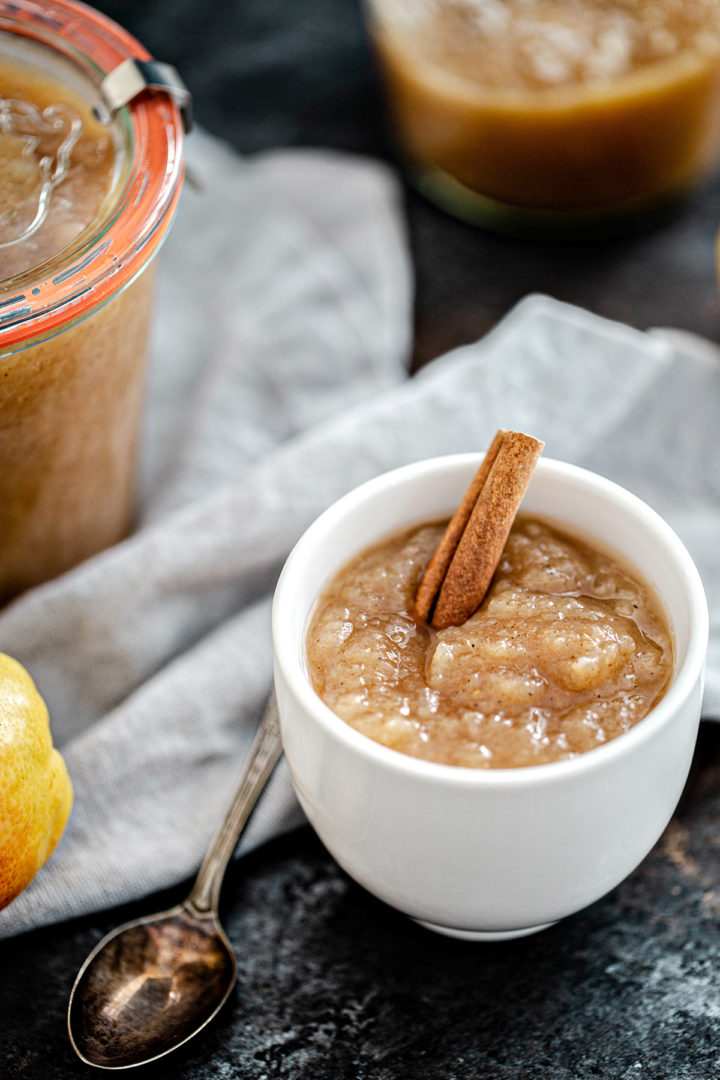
[0, 0, 185, 350]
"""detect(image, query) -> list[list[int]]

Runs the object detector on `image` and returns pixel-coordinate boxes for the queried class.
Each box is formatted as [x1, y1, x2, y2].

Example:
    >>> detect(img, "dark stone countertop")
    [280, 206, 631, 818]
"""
[3, 726, 720, 1079]
[2, 2, 719, 1077]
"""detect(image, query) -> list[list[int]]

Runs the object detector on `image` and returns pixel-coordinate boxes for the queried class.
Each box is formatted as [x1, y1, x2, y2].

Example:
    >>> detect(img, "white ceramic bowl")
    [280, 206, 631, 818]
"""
[272, 455, 708, 940]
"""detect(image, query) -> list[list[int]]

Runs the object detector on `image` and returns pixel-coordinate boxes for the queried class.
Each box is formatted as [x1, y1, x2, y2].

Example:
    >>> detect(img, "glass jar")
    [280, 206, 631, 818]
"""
[367, 0, 720, 229]
[0, 0, 185, 600]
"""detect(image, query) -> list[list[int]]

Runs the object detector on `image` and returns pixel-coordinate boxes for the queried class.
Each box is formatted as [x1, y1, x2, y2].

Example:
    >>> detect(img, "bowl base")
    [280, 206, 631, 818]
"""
[414, 918, 557, 941]
[409, 159, 682, 238]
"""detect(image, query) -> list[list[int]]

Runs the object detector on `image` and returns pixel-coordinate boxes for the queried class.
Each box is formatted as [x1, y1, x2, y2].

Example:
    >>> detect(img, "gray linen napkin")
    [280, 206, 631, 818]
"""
[1, 133, 719, 940]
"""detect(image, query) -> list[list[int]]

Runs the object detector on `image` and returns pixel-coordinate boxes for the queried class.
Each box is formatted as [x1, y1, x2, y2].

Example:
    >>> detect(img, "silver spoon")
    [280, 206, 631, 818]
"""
[67, 695, 283, 1070]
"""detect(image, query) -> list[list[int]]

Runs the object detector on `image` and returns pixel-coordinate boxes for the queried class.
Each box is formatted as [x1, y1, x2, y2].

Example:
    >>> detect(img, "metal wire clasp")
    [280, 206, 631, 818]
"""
[94, 59, 192, 132]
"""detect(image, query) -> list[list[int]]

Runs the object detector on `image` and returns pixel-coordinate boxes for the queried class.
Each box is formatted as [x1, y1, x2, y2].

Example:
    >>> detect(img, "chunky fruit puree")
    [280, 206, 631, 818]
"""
[307, 516, 673, 768]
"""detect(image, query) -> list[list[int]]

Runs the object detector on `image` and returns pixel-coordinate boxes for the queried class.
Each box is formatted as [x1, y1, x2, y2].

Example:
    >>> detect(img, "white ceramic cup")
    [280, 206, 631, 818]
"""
[272, 454, 708, 940]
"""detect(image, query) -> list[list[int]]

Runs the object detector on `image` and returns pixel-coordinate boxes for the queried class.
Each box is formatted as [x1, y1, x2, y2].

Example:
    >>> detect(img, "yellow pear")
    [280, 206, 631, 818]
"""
[0, 653, 72, 911]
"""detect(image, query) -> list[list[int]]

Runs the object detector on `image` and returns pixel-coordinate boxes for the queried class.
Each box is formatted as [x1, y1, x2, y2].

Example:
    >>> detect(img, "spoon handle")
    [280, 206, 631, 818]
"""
[186, 694, 283, 918]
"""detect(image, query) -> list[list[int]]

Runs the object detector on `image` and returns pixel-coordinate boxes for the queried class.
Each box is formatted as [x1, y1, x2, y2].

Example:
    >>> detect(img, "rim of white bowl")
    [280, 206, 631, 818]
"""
[272, 454, 709, 790]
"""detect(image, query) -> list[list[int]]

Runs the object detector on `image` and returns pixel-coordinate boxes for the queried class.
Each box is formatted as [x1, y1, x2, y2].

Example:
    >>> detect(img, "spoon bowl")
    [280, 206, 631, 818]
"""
[68, 906, 236, 1069]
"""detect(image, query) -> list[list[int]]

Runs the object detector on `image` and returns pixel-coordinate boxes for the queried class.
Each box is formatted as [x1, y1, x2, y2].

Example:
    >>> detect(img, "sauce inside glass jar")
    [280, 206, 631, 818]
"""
[0, 7, 184, 602]
[368, 0, 720, 222]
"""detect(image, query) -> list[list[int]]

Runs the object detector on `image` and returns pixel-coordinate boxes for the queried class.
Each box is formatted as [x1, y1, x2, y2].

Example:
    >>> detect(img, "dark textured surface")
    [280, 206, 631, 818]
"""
[2, 2, 720, 1076]
[2, 723, 720, 1078]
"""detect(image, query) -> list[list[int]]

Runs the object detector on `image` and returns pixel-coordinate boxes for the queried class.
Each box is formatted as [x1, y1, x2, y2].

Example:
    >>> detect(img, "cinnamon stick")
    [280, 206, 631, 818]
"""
[414, 430, 544, 629]
[413, 429, 507, 623]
